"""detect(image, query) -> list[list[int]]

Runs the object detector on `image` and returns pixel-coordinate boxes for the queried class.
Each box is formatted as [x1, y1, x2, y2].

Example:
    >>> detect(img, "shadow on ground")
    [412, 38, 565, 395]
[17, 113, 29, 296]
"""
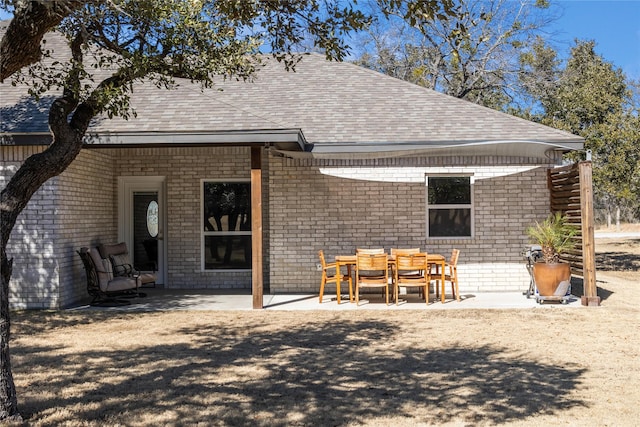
[571, 277, 613, 302]
[13, 316, 587, 426]
[596, 239, 640, 272]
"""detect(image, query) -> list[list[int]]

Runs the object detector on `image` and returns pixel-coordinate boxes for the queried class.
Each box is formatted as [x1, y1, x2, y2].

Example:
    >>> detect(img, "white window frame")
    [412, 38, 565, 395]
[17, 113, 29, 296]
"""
[201, 179, 252, 271]
[425, 174, 475, 239]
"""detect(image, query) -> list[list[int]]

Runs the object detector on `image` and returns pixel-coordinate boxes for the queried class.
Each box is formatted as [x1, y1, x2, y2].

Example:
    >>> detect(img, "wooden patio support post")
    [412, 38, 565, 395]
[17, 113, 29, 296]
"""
[251, 146, 263, 309]
[579, 161, 600, 306]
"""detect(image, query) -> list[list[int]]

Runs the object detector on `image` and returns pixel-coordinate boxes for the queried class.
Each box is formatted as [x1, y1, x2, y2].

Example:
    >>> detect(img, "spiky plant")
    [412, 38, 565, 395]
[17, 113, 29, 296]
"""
[526, 212, 577, 264]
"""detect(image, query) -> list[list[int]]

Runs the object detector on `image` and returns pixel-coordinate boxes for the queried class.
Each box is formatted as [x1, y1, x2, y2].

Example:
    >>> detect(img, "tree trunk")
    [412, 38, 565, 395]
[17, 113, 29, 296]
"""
[616, 206, 621, 232]
[1, 21, 131, 415]
[1, 3, 95, 418]
[0, 251, 19, 421]
[0, 124, 86, 420]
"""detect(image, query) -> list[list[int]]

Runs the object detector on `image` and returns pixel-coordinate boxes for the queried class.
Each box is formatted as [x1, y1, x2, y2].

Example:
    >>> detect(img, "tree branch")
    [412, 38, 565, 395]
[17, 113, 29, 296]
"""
[0, 1, 87, 81]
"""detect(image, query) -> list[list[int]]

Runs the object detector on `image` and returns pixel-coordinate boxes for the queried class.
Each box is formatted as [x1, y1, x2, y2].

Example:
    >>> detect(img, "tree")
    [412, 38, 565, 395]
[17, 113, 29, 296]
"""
[0, 1, 86, 80]
[515, 35, 561, 117]
[588, 108, 640, 226]
[518, 39, 640, 225]
[0, 0, 464, 420]
[0, 0, 373, 420]
[352, 0, 557, 109]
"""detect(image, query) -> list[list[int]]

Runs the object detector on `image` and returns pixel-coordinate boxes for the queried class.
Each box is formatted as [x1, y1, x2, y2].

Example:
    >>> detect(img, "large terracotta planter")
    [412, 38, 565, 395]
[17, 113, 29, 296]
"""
[533, 262, 571, 296]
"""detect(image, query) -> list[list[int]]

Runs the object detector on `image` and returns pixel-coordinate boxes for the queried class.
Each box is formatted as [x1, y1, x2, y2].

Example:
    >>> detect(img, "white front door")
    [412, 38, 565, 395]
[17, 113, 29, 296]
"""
[118, 176, 166, 285]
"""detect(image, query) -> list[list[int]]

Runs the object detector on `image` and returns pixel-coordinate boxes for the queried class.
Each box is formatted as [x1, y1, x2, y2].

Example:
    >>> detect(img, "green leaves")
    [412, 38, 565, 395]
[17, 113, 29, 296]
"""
[517, 38, 639, 221]
[9, 0, 371, 120]
[526, 212, 577, 264]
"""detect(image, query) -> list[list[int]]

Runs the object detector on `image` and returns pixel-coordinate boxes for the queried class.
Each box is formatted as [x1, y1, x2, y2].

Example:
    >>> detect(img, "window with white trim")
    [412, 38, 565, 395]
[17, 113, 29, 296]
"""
[426, 175, 473, 238]
[202, 180, 251, 270]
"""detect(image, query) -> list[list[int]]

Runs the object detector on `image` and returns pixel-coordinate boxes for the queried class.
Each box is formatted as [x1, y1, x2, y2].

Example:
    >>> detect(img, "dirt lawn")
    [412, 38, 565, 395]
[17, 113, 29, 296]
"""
[7, 234, 640, 426]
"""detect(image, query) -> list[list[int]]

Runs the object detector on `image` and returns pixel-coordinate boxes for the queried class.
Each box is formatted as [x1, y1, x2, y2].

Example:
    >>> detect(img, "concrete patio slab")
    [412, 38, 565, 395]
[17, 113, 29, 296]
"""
[67, 288, 582, 312]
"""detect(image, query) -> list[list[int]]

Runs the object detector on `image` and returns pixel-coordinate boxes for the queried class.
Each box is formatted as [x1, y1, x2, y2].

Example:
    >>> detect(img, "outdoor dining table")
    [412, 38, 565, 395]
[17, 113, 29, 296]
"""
[334, 253, 447, 304]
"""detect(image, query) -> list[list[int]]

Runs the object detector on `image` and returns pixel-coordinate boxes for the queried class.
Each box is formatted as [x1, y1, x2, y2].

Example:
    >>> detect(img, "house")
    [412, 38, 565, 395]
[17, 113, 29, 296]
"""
[1, 28, 585, 309]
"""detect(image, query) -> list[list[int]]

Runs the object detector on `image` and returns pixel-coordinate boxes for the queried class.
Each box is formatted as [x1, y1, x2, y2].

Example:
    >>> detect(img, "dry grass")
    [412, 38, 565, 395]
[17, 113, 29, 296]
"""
[6, 236, 640, 426]
[595, 222, 640, 233]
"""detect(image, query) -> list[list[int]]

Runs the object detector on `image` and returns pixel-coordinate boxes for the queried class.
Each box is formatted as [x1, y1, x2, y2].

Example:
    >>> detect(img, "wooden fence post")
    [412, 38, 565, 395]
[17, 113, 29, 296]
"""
[547, 161, 599, 306]
[579, 161, 600, 306]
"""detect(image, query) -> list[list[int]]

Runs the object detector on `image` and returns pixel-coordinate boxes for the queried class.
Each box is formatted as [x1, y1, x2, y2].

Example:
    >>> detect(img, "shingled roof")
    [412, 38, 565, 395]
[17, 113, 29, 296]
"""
[1, 25, 583, 159]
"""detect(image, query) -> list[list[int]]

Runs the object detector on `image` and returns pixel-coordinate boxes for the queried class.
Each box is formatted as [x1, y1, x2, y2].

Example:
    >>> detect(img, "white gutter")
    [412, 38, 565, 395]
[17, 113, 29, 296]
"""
[273, 140, 584, 160]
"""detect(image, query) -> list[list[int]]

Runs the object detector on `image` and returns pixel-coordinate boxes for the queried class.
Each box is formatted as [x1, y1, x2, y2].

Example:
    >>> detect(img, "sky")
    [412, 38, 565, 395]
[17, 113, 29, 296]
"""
[549, 0, 640, 80]
[1, 1, 639, 79]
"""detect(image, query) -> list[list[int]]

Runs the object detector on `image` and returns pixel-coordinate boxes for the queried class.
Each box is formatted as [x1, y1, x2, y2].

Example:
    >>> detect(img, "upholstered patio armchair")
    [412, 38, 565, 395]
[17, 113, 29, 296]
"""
[78, 247, 140, 305]
[98, 242, 157, 287]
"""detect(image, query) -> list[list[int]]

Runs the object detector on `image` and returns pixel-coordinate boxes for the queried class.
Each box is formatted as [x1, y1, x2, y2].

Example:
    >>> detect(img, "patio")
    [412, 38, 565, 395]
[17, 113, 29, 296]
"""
[67, 288, 582, 312]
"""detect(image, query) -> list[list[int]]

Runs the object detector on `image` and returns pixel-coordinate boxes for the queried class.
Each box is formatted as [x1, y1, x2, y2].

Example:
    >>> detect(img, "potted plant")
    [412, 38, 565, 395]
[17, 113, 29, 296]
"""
[526, 212, 577, 296]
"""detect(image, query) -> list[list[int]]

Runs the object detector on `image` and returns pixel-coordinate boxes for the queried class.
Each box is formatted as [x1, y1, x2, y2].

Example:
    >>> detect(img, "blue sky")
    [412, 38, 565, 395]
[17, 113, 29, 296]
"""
[1, 1, 639, 79]
[550, 0, 640, 80]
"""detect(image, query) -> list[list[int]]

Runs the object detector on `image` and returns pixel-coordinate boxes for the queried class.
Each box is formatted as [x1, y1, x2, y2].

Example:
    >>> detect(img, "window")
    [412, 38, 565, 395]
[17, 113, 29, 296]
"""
[202, 181, 251, 270]
[146, 200, 159, 238]
[426, 176, 473, 238]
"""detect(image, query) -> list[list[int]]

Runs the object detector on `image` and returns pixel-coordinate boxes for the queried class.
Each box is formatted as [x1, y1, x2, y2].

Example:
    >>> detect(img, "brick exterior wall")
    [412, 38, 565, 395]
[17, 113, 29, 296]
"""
[56, 149, 118, 307]
[3, 145, 269, 308]
[267, 155, 557, 295]
[113, 146, 257, 290]
[3, 143, 559, 309]
[1, 146, 117, 309]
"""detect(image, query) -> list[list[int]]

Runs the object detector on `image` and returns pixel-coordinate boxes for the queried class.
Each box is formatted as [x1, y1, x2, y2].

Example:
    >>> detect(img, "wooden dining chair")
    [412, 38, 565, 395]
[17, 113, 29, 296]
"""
[389, 248, 420, 280]
[443, 249, 461, 301]
[390, 248, 420, 256]
[394, 251, 430, 305]
[356, 248, 385, 254]
[389, 248, 420, 295]
[356, 248, 388, 297]
[355, 252, 390, 305]
[318, 250, 352, 303]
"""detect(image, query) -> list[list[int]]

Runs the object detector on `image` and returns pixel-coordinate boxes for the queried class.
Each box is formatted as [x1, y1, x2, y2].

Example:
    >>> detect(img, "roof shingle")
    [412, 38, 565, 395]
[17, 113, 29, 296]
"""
[1, 25, 583, 156]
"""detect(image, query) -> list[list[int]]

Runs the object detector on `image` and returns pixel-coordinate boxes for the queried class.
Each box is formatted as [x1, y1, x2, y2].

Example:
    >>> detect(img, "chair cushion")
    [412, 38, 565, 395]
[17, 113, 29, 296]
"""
[102, 259, 114, 281]
[105, 276, 138, 293]
[138, 272, 157, 285]
[110, 254, 133, 276]
[88, 248, 112, 288]
[98, 242, 129, 259]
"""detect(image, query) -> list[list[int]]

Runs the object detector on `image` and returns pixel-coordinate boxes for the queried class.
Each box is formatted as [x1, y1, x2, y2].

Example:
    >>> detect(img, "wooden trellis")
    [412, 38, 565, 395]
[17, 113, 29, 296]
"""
[547, 161, 600, 306]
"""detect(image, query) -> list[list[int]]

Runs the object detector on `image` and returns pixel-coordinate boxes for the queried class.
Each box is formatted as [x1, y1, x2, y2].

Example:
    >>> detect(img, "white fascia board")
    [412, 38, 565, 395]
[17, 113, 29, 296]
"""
[82, 129, 308, 150]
